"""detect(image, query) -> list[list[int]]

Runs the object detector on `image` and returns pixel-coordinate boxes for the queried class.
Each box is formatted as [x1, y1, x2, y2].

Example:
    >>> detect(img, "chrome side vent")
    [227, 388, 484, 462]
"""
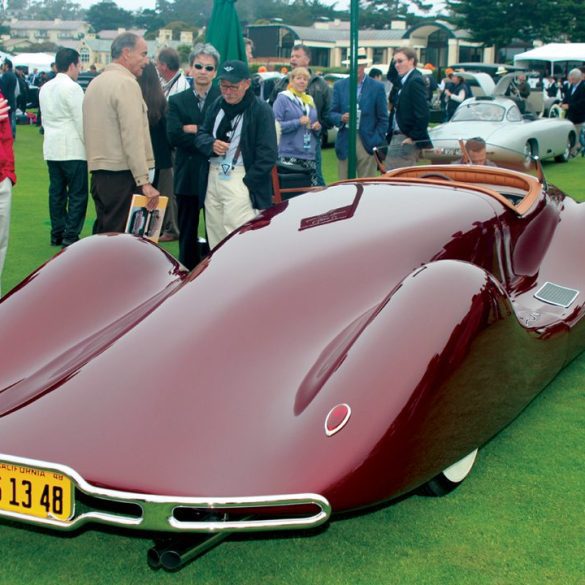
[534, 282, 579, 308]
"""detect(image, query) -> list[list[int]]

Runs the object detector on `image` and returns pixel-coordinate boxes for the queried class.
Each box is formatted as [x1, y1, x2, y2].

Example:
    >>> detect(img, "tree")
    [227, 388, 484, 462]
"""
[28, 0, 83, 20]
[446, 0, 585, 49]
[359, 0, 433, 29]
[135, 8, 166, 34]
[86, 1, 134, 33]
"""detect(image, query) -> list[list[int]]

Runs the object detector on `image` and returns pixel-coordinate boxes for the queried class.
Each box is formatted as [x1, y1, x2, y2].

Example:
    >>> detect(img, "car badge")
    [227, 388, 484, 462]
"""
[325, 403, 351, 437]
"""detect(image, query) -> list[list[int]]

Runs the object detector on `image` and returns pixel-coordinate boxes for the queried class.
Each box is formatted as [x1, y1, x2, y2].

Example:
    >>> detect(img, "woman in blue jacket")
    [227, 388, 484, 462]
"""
[273, 67, 322, 186]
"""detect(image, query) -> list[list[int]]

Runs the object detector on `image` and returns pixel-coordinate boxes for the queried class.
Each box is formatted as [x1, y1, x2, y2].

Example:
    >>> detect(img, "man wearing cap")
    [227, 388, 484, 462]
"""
[83, 32, 159, 233]
[330, 49, 388, 179]
[385, 47, 431, 170]
[195, 60, 277, 250]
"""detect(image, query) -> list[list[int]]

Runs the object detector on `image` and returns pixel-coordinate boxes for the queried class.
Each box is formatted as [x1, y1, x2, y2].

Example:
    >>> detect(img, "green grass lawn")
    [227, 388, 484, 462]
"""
[1, 126, 584, 584]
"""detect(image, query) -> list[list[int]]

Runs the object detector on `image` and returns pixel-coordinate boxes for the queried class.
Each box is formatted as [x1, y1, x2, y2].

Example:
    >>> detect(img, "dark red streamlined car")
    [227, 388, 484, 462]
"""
[0, 144, 583, 570]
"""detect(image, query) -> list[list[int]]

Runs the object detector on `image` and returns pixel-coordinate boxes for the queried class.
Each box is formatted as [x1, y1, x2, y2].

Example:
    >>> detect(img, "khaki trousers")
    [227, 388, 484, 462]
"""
[337, 136, 378, 179]
[205, 166, 256, 250]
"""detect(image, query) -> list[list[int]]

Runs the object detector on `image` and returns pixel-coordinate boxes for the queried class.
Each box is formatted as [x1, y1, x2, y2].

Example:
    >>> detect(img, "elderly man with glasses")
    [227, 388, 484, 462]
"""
[166, 43, 221, 269]
[195, 60, 277, 251]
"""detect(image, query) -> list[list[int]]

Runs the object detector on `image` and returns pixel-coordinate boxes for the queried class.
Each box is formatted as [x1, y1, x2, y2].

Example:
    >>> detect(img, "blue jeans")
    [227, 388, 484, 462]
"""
[314, 141, 326, 186]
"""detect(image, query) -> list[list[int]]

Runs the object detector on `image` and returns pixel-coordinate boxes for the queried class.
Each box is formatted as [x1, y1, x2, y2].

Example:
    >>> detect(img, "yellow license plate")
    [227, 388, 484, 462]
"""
[0, 462, 74, 522]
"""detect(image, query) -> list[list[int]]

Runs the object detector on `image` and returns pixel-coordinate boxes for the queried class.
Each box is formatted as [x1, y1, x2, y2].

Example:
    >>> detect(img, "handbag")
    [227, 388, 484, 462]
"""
[276, 160, 313, 200]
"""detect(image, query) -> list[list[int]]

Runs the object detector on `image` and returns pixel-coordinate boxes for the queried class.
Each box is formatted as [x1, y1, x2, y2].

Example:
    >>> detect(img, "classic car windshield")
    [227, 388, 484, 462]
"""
[451, 102, 506, 123]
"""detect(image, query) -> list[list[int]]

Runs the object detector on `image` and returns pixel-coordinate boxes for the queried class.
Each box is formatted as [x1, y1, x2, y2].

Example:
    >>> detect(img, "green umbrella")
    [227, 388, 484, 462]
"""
[206, 0, 247, 64]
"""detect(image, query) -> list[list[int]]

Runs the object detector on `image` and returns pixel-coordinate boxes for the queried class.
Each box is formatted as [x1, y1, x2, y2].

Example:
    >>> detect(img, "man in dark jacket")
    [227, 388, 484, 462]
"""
[385, 47, 431, 170]
[167, 43, 221, 269]
[0, 59, 18, 137]
[195, 60, 277, 250]
[269, 45, 331, 185]
[561, 68, 585, 157]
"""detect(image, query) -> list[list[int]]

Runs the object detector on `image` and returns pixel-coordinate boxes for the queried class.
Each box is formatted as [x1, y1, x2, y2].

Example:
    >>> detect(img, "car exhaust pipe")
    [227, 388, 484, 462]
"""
[147, 532, 231, 571]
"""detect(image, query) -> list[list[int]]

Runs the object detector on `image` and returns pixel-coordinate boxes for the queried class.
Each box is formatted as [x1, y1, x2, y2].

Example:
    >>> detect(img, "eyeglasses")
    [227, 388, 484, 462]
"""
[220, 82, 243, 92]
[193, 63, 215, 72]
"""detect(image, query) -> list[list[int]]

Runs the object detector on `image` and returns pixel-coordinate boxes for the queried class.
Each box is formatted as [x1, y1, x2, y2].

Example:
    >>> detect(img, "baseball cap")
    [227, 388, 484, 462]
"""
[217, 60, 250, 83]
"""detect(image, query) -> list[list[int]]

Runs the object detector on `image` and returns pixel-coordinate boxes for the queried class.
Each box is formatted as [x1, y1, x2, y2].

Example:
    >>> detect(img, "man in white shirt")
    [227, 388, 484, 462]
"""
[39, 48, 88, 247]
[156, 47, 191, 99]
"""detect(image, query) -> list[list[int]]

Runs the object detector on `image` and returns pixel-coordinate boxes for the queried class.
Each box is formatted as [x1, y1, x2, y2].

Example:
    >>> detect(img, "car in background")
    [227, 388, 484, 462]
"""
[76, 71, 98, 91]
[449, 63, 527, 79]
[429, 95, 576, 162]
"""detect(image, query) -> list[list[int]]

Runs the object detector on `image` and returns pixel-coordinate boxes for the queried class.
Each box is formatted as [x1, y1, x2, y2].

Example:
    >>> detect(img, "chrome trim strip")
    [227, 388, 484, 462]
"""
[0, 453, 331, 533]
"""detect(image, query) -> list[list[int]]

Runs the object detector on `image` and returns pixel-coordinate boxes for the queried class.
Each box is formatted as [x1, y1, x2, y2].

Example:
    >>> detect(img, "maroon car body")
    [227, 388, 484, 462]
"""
[0, 158, 584, 556]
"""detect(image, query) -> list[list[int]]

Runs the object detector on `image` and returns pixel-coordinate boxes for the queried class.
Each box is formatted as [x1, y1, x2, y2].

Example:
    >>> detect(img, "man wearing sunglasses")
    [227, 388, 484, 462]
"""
[167, 43, 221, 269]
[195, 60, 277, 250]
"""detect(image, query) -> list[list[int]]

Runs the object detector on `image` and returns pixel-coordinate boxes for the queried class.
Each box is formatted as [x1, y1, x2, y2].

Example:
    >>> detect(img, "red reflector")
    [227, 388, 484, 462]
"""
[325, 403, 351, 436]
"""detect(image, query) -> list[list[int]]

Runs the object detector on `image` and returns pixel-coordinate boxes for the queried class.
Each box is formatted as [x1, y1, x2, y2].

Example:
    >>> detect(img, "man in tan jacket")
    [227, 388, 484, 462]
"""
[83, 32, 159, 233]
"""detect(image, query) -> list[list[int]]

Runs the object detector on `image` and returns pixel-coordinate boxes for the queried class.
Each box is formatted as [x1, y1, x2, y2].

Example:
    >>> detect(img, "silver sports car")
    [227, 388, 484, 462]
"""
[429, 96, 577, 163]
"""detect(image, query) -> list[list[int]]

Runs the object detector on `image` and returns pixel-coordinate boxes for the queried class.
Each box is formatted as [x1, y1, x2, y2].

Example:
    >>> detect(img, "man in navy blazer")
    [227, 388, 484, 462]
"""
[561, 68, 585, 157]
[330, 53, 388, 179]
[386, 47, 431, 170]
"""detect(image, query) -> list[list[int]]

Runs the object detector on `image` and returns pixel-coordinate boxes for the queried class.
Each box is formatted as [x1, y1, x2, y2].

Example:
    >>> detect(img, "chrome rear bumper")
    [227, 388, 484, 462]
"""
[0, 453, 331, 533]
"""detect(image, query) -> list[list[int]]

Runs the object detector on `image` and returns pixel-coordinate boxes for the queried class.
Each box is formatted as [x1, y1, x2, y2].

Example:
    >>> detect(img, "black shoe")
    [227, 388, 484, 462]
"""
[51, 236, 63, 246]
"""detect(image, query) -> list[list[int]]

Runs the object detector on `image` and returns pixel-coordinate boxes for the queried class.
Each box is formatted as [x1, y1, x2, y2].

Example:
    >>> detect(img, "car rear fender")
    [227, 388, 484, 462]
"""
[0, 235, 185, 399]
[310, 259, 548, 509]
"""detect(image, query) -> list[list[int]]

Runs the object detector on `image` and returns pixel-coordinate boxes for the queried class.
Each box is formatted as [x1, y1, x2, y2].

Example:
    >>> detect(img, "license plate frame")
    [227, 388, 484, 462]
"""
[0, 461, 74, 522]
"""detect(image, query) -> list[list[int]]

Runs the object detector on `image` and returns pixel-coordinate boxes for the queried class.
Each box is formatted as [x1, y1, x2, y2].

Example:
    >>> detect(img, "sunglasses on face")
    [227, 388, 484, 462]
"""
[193, 63, 215, 72]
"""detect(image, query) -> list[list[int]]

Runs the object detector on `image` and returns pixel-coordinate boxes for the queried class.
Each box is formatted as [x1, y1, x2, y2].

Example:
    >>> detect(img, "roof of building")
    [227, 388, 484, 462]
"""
[96, 29, 147, 40]
[250, 24, 407, 44]
[9, 19, 87, 31]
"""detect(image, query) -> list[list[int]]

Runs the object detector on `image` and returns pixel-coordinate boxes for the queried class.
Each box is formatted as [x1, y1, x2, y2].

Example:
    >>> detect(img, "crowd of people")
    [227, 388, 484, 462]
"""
[1, 32, 585, 294]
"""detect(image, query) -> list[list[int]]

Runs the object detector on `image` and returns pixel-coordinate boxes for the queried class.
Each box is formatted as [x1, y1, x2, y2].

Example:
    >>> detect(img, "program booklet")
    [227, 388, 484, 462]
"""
[125, 194, 168, 243]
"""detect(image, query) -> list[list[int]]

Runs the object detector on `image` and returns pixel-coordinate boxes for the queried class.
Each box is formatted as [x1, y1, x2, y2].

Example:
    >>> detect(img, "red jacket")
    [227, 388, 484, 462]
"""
[0, 91, 16, 185]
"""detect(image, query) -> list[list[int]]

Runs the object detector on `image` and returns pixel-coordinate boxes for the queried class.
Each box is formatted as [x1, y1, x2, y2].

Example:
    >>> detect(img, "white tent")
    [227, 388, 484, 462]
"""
[514, 43, 585, 74]
[11, 52, 55, 72]
[0, 51, 14, 64]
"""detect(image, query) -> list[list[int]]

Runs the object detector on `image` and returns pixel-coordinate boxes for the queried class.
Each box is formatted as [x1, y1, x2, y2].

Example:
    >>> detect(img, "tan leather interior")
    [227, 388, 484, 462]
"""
[376, 165, 542, 215]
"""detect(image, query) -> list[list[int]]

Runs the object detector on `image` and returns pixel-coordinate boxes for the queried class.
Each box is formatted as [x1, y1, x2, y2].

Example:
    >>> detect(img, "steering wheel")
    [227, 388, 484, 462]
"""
[418, 172, 455, 181]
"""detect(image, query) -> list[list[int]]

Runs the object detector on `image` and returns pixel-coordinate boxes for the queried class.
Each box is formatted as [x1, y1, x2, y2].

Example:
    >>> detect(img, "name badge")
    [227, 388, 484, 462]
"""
[219, 161, 232, 181]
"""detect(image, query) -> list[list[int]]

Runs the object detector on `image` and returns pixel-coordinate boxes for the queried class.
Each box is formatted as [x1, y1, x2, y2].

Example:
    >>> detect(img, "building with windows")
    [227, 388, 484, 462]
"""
[246, 19, 494, 69]
[1, 22, 197, 71]
[6, 18, 89, 45]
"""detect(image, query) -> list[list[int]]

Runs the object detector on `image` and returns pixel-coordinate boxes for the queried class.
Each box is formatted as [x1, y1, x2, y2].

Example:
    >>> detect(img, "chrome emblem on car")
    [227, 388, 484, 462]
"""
[325, 404, 351, 437]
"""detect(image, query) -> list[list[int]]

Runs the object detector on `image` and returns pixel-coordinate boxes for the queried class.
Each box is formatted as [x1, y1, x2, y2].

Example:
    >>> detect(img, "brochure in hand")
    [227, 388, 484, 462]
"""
[125, 194, 168, 243]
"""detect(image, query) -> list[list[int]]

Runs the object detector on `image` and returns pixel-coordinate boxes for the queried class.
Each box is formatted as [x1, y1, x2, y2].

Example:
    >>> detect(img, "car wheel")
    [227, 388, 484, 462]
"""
[523, 140, 538, 162]
[420, 449, 478, 497]
[555, 135, 573, 163]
